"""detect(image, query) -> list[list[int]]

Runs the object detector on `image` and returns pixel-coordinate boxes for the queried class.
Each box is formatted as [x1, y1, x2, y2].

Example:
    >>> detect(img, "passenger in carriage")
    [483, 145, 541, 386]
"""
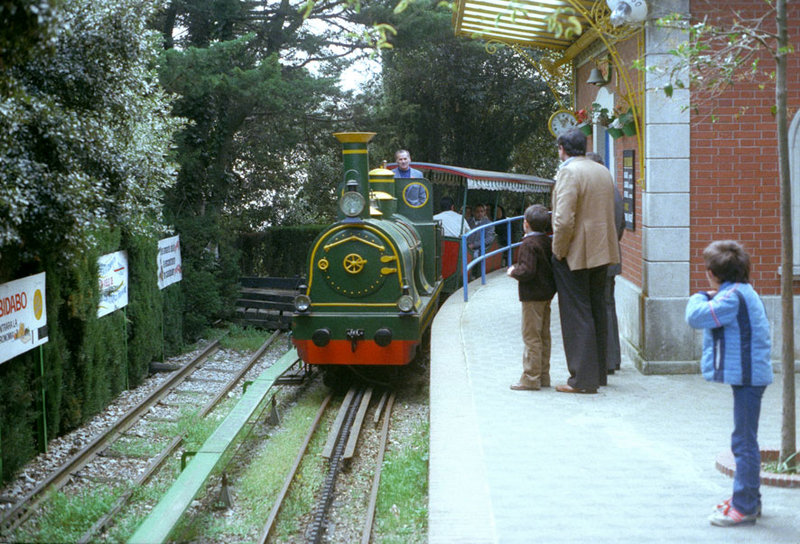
[433, 196, 469, 237]
[467, 204, 495, 257]
[494, 205, 508, 248]
[464, 205, 476, 228]
[507, 204, 557, 391]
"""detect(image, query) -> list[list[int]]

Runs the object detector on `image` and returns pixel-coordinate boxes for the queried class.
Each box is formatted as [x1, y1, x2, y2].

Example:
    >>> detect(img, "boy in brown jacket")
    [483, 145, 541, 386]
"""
[507, 205, 557, 390]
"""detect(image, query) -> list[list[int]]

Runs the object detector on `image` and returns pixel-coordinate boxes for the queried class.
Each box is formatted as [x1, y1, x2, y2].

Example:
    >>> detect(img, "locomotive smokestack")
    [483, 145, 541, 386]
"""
[334, 132, 376, 220]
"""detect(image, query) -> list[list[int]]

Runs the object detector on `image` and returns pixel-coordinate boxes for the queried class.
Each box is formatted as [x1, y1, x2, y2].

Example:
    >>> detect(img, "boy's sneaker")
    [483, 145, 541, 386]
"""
[714, 497, 762, 517]
[709, 502, 758, 527]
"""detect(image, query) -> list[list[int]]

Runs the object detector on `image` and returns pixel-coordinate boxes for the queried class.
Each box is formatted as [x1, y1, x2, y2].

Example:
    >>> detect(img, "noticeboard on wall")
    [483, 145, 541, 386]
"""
[622, 149, 635, 231]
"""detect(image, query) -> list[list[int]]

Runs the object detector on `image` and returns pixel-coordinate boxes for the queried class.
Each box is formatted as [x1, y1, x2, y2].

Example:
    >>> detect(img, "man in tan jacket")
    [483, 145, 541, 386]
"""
[551, 129, 620, 394]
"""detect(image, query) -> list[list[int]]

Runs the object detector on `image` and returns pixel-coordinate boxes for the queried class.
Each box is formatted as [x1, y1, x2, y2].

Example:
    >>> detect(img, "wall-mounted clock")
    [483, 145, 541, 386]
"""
[548, 109, 579, 137]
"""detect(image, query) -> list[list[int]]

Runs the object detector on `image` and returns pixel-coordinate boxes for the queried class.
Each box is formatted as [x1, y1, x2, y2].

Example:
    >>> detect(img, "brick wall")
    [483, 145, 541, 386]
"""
[576, 35, 643, 288]
[690, 0, 800, 295]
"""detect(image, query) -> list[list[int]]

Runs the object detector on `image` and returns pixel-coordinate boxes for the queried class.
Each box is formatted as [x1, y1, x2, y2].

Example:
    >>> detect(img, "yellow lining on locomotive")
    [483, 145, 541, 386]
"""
[307, 223, 405, 294]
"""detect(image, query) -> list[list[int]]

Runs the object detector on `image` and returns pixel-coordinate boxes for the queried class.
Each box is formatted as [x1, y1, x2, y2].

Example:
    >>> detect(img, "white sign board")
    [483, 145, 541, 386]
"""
[97, 251, 129, 318]
[157, 235, 182, 289]
[0, 272, 48, 365]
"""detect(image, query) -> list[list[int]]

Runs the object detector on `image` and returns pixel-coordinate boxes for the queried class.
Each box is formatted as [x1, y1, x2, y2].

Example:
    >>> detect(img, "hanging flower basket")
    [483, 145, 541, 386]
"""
[622, 122, 637, 136]
[579, 123, 593, 136]
[607, 126, 624, 139]
[616, 110, 636, 136]
[591, 102, 612, 127]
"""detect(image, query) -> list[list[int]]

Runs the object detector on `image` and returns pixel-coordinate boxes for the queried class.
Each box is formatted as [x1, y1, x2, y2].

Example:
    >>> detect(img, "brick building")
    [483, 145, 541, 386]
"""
[453, 0, 800, 372]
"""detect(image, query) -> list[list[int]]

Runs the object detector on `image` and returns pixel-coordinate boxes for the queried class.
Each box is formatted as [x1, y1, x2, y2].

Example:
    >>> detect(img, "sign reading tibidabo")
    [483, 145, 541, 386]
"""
[158, 235, 182, 290]
[0, 272, 48, 365]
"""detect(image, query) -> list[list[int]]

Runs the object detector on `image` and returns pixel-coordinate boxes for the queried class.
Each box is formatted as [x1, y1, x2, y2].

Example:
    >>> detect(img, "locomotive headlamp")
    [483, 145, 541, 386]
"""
[293, 294, 311, 312]
[340, 190, 365, 217]
[397, 294, 414, 313]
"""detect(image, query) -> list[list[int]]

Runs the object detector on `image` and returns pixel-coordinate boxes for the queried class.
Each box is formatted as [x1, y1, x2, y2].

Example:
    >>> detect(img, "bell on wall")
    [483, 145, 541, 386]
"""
[587, 65, 611, 86]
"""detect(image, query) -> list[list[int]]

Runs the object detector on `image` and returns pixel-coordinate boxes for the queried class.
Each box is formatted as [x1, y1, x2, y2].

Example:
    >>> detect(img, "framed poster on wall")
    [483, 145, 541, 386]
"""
[622, 149, 635, 231]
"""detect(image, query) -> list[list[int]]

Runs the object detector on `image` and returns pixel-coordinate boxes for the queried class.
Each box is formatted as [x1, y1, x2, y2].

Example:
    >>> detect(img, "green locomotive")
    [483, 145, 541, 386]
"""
[291, 133, 444, 376]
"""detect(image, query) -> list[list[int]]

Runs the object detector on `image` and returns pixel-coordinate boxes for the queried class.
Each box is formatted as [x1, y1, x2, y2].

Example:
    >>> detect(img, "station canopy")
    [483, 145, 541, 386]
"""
[452, 0, 597, 50]
[388, 162, 554, 193]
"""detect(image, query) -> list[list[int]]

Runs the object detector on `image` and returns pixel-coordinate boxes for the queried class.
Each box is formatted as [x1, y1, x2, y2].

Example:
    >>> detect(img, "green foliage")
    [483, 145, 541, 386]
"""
[0, 353, 37, 482]
[654, 8, 789, 111]
[220, 324, 274, 352]
[375, 419, 429, 542]
[238, 225, 327, 277]
[0, 0, 57, 72]
[361, 0, 559, 177]
[12, 486, 121, 543]
[0, 0, 183, 260]
[157, 10, 346, 337]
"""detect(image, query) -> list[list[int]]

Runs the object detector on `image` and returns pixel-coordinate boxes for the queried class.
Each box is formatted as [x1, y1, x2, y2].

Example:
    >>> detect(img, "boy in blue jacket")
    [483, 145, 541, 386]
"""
[685, 240, 772, 527]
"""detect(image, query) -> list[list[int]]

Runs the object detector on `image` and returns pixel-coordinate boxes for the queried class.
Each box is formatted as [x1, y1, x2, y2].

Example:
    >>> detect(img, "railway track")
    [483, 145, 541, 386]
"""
[0, 330, 292, 541]
[259, 385, 396, 544]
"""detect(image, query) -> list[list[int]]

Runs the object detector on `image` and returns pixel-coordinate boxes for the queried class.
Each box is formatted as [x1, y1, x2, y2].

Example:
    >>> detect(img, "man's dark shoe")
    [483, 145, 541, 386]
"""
[555, 384, 597, 394]
[510, 382, 540, 391]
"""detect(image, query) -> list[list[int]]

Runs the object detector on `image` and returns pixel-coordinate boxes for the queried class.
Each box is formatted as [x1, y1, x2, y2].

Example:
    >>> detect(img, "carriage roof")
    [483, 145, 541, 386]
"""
[387, 162, 553, 194]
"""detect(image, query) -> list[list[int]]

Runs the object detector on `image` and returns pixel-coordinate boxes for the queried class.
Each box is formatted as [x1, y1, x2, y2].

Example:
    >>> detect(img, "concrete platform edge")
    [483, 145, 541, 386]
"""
[429, 287, 497, 544]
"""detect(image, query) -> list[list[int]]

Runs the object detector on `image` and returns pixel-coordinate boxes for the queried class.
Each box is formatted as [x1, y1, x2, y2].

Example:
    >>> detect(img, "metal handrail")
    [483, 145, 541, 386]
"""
[461, 215, 524, 301]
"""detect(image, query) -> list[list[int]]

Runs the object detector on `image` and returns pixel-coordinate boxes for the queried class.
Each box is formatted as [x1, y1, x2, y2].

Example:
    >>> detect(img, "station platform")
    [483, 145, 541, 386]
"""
[429, 270, 800, 543]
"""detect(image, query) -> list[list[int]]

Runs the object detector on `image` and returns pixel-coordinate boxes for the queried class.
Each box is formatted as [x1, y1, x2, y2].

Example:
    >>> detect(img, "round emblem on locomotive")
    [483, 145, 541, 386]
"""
[317, 257, 329, 270]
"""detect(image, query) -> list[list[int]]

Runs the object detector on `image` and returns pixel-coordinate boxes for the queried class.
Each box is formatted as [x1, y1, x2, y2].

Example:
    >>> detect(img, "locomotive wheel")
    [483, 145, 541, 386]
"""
[321, 367, 352, 392]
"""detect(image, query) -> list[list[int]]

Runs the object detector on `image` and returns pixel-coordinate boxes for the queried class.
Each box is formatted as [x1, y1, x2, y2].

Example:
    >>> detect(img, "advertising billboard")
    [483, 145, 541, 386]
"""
[0, 272, 48, 365]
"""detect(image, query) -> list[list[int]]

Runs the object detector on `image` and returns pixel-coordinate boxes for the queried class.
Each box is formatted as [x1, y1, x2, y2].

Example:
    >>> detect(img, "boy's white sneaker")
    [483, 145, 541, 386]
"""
[714, 497, 761, 517]
[709, 503, 757, 527]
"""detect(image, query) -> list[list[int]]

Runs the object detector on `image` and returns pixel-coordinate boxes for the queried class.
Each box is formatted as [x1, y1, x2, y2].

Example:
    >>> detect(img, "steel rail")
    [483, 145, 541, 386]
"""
[77, 331, 282, 544]
[127, 348, 301, 544]
[308, 386, 364, 544]
[361, 391, 395, 544]
[257, 392, 333, 544]
[0, 334, 225, 535]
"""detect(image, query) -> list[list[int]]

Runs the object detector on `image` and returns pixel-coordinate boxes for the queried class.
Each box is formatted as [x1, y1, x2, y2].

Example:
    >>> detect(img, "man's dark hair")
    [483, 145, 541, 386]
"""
[703, 240, 750, 283]
[557, 128, 587, 157]
[440, 196, 454, 212]
[524, 204, 550, 233]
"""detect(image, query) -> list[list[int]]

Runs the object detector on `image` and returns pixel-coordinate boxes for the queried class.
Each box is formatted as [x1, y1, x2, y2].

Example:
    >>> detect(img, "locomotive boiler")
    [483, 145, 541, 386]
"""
[291, 132, 444, 383]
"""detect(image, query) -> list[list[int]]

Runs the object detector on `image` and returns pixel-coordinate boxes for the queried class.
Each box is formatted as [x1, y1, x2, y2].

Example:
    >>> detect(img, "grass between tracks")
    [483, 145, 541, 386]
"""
[374, 418, 429, 543]
[168, 377, 430, 543]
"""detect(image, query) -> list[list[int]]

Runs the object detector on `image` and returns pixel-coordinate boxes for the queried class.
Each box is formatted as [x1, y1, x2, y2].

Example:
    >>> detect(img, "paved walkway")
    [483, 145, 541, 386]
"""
[429, 270, 800, 543]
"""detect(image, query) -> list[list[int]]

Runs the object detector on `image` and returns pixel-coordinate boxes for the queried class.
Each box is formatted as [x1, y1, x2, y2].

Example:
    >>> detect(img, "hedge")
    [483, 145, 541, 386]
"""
[0, 231, 183, 483]
[238, 225, 327, 278]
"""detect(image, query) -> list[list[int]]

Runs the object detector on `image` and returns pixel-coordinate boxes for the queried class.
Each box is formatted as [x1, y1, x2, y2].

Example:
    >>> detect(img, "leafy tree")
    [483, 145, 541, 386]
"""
[0, 0, 56, 72]
[655, 1, 796, 471]
[0, 0, 182, 259]
[361, 0, 559, 177]
[153, 0, 370, 336]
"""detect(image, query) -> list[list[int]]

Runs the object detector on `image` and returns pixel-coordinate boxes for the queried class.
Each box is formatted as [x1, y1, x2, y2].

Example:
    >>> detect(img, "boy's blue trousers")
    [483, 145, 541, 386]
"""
[731, 385, 766, 516]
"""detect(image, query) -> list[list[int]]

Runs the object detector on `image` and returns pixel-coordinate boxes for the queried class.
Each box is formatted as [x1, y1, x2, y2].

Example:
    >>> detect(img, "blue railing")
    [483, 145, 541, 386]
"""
[461, 215, 524, 301]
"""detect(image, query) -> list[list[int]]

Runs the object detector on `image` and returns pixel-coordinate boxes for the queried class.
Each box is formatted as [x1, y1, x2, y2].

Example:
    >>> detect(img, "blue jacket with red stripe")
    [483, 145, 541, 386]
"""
[685, 282, 772, 386]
